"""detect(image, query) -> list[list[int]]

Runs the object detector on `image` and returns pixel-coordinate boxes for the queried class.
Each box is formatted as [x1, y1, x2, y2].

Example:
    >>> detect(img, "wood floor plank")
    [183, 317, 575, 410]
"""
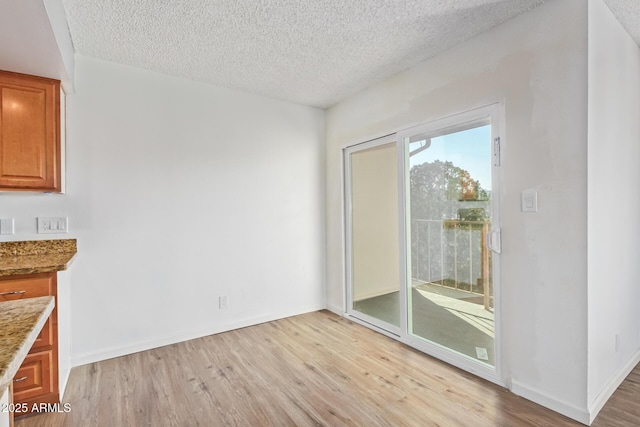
[13, 310, 639, 426]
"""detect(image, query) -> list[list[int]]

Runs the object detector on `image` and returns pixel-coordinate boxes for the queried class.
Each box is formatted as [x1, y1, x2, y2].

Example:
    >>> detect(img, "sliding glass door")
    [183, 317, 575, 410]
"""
[401, 115, 499, 372]
[344, 135, 402, 335]
[344, 105, 502, 383]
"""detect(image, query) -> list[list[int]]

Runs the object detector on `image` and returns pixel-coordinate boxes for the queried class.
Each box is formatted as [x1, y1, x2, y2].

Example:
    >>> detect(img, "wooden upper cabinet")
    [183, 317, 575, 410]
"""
[0, 70, 61, 192]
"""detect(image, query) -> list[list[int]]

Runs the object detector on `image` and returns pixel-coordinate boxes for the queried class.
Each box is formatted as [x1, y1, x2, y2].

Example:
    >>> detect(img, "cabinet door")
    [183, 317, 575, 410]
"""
[0, 71, 61, 191]
[0, 273, 57, 350]
[11, 351, 54, 402]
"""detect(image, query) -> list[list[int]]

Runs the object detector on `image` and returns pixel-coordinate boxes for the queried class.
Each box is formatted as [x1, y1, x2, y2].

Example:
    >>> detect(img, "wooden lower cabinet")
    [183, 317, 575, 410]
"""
[0, 273, 59, 417]
[13, 351, 54, 402]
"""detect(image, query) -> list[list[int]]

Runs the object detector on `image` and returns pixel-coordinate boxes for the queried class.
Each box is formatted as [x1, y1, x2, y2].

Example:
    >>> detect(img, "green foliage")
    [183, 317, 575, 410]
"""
[409, 160, 490, 221]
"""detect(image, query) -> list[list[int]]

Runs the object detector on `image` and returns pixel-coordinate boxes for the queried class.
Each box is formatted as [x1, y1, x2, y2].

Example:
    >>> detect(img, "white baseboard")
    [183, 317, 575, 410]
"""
[588, 348, 640, 424]
[58, 366, 71, 400]
[326, 303, 343, 315]
[71, 303, 324, 367]
[511, 379, 590, 425]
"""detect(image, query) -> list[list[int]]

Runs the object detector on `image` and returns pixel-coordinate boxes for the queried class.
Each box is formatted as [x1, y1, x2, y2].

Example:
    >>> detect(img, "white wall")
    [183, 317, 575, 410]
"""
[1, 55, 326, 365]
[42, 0, 75, 92]
[0, 386, 9, 427]
[56, 268, 72, 396]
[0, 0, 73, 90]
[587, 0, 640, 421]
[326, 0, 589, 422]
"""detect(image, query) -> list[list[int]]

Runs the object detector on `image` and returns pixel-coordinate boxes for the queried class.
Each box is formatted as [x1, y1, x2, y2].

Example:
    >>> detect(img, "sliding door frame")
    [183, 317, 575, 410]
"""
[397, 103, 504, 385]
[342, 103, 504, 387]
[343, 133, 403, 337]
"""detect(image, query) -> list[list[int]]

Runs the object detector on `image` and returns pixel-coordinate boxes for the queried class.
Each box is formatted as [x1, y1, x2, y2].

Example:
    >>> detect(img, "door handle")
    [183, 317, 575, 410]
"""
[486, 228, 501, 254]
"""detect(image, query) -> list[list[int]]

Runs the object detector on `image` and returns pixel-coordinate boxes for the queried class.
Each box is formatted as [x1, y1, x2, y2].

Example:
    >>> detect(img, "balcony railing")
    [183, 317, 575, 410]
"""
[412, 219, 491, 310]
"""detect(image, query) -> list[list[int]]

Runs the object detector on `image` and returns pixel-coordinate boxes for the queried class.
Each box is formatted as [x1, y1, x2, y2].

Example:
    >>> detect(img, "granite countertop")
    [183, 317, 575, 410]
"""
[0, 296, 55, 396]
[0, 239, 77, 277]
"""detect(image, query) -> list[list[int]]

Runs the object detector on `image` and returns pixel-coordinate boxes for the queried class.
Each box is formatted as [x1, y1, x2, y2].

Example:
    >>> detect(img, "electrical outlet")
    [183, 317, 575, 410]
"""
[37, 217, 68, 234]
[0, 218, 14, 235]
[219, 295, 228, 309]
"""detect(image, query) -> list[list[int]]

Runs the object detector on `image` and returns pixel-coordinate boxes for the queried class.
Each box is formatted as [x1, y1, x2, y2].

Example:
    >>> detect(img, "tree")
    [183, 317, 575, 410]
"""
[409, 160, 491, 293]
[409, 160, 490, 221]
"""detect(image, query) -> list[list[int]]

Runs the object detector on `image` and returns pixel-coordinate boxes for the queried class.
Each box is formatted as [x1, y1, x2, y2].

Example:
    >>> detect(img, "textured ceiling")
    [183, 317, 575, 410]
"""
[63, 0, 550, 108]
[602, 0, 640, 46]
[62, 0, 640, 109]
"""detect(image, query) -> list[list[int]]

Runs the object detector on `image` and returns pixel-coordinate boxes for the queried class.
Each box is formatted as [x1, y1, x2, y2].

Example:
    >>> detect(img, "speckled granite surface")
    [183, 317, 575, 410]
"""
[0, 239, 76, 257]
[0, 296, 54, 396]
[0, 239, 77, 277]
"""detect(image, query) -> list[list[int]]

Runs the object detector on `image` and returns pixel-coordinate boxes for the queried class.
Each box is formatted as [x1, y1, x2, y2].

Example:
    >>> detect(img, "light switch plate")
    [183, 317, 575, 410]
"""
[0, 218, 14, 235]
[37, 217, 68, 234]
[521, 190, 538, 213]
[219, 296, 228, 309]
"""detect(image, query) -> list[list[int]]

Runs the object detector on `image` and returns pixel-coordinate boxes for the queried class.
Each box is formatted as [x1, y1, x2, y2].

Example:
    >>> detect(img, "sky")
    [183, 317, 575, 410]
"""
[409, 124, 492, 191]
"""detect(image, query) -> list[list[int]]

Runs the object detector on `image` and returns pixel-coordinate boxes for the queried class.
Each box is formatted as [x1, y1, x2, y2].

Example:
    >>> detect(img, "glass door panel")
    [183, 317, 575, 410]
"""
[405, 121, 495, 366]
[346, 139, 400, 333]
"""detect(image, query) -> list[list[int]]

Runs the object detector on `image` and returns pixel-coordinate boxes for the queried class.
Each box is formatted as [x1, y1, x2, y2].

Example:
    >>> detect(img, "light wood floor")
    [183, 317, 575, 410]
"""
[14, 310, 639, 426]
